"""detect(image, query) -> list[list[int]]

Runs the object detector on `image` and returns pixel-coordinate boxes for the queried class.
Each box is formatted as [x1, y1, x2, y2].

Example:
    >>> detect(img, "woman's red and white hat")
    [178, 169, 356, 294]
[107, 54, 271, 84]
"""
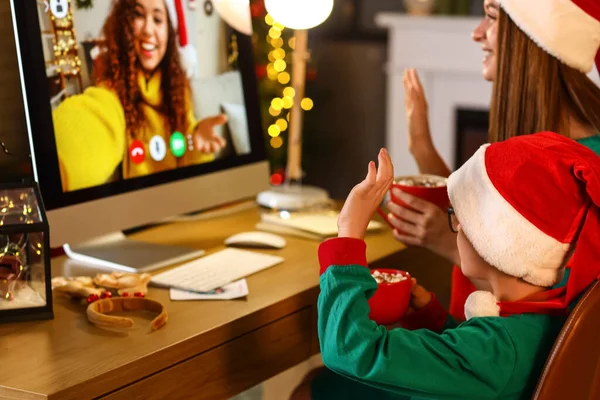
[165, 0, 198, 78]
[499, 0, 600, 73]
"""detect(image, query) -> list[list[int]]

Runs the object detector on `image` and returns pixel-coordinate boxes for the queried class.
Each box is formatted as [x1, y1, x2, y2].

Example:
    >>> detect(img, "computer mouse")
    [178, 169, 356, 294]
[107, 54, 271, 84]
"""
[224, 231, 286, 249]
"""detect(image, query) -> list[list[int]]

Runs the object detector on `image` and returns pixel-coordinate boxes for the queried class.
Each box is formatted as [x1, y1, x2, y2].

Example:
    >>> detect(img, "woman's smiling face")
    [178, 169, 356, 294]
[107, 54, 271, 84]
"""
[472, 0, 499, 82]
[132, 0, 169, 73]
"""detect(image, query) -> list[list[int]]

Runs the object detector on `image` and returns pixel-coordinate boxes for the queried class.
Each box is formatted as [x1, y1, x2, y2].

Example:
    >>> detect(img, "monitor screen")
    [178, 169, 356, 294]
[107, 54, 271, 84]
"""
[12, 0, 265, 210]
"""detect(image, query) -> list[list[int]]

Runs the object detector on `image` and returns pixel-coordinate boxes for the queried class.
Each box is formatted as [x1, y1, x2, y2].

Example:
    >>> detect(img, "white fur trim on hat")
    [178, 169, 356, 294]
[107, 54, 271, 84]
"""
[179, 44, 198, 79]
[465, 291, 501, 319]
[164, 0, 198, 79]
[447, 145, 570, 287]
[498, 0, 600, 73]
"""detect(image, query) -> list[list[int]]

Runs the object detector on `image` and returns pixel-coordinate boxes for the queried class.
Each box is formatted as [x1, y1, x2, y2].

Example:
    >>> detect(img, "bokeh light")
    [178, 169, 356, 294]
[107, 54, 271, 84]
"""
[270, 136, 284, 149]
[277, 72, 291, 84]
[276, 118, 288, 131]
[301, 98, 314, 111]
[268, 124, 281, 137]
[271, 98, 284, 110]
[273, 59, 287, 72]
[283, 87, 296, 98]
[282, 96, 294, 109]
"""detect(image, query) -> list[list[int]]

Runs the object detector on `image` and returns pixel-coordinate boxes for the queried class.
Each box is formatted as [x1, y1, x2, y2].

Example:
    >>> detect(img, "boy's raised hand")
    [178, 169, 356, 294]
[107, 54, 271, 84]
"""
[338, 148, 394, 240]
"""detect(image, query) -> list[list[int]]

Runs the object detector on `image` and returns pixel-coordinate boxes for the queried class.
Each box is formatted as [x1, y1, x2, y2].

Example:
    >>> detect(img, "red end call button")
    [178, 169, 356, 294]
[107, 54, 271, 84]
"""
[129, 140, 146, 164]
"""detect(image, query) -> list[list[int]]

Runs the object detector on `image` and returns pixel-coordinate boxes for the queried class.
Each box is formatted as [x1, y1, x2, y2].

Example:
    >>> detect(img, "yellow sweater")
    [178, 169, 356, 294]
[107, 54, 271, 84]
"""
[53, 71, 214, 192]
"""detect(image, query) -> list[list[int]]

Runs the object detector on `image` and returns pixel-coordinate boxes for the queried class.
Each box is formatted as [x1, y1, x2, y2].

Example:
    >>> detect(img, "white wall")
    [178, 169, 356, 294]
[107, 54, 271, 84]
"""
[187, 5, 229, 118]
[188, 5, 224, 79]
[71, 0, 113, 41]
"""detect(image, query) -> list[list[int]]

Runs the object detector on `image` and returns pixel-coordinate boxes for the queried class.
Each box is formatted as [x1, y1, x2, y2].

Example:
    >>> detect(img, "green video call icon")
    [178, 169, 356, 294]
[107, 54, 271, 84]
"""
[170, 132, 186, 158]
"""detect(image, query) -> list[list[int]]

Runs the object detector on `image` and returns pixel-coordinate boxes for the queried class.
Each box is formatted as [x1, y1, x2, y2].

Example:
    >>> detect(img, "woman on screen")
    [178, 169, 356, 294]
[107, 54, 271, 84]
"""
[52, 0, 227, 192]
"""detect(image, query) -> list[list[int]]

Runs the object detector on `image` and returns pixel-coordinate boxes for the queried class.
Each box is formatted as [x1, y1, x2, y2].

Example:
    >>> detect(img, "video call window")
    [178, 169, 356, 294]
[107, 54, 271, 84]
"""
[39, 0, 252, 192]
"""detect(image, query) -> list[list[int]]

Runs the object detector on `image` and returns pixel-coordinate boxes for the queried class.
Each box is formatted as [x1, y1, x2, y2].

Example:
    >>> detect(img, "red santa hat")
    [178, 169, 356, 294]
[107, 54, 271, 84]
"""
[447, 132, 600, 319]
[165, 0, 198, 78]
[498, 0, 600, 74]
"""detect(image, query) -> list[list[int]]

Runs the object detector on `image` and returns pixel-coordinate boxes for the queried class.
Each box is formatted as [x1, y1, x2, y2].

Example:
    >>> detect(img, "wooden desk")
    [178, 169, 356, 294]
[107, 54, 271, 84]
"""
[0, 205, 413, 400]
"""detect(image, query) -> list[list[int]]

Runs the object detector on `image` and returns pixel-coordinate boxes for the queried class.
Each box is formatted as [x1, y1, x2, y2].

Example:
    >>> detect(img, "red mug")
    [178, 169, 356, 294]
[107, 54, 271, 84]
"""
[378, 174, 450, 229]
[368, 269, 412, 325]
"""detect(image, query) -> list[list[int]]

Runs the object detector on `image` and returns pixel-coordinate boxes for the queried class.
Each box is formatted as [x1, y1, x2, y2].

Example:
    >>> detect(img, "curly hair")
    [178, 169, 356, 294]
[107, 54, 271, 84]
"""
[95, 0, 190, 140]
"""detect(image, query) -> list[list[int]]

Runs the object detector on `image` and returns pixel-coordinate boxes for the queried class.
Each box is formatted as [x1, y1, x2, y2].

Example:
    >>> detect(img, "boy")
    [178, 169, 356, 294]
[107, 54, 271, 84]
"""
[315, 132, 600, 399]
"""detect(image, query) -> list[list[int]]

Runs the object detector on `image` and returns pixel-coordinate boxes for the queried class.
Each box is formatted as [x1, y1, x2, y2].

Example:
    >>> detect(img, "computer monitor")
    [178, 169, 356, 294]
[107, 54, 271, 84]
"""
[10, 0, 269, 271]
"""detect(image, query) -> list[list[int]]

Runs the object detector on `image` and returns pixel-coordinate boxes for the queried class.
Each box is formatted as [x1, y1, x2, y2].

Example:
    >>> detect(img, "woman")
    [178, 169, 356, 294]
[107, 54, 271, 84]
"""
[292, 0, 600, 398]
[53, 0, 226, 192]
[388, 0, 600, 320]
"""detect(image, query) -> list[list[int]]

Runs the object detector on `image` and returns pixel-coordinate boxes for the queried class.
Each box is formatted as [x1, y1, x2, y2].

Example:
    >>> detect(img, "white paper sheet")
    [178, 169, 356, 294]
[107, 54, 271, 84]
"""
[169, 279, 249, 300]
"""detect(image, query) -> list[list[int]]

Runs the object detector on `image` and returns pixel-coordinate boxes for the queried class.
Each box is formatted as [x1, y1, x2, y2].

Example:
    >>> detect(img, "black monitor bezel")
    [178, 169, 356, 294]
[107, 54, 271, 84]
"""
[12, 0, 267, 211]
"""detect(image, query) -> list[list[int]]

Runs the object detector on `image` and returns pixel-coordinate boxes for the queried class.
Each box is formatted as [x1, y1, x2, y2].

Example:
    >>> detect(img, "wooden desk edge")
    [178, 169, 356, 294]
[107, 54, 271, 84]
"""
[0, 386, 48, 400]
[44, 287, 320, 400]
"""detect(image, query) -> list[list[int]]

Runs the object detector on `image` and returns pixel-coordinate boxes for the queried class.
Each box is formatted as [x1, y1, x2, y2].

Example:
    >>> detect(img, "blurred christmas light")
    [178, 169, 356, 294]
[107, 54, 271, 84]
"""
[288, 37, 296, 49]
[270, 172, 284, 186]
[269, 107, 281, 117]
[277, 72, 291, 84]
[273, 22, 285, 31]
[268, 27, 282, 39]
[301, 98, 314, 111]
[271, 37, 284, 48]
[268, 51, 276, 62]
[270, 136, 284, 149]
[282, 96, 294, 109]
[271, 98, 284, 110]
[265, 14, 274, 25]
[268, 124, 281, 137]
[267, 63, 279, 80]
[276, 118, 288, 131]
[283, 87, 296, 98]
[273, 48, 286, 60]
[273, 59, 287, 72]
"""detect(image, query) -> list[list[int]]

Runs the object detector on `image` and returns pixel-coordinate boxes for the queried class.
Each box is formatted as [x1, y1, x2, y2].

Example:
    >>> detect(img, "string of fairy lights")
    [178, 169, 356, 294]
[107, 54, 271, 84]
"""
[263, 14, 314, 150]
[49, 0, 82, 75]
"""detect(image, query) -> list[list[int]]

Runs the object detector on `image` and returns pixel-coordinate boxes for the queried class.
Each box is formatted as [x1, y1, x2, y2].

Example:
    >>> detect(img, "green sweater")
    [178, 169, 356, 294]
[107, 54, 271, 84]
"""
[577, 135, 600, 156]
[317, 238, 567, 400]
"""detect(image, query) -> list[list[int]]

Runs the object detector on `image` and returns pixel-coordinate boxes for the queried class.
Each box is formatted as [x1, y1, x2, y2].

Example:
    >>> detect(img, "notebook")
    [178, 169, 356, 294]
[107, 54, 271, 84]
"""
[257, 211, 383, 240]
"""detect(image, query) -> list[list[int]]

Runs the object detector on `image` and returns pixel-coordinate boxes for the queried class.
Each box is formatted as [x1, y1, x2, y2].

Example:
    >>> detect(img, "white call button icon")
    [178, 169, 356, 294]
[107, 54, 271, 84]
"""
[149, 135, 167, 162]
[50, 0, 69, 19]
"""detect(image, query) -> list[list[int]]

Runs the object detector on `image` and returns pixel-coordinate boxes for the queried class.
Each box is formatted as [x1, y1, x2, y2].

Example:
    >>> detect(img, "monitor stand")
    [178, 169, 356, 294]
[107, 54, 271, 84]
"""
[63, 232, 205, 273]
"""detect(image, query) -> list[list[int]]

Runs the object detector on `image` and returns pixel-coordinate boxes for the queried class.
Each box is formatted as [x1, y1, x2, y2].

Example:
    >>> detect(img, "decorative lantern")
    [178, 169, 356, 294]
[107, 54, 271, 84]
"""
[0, 182, 52, 323]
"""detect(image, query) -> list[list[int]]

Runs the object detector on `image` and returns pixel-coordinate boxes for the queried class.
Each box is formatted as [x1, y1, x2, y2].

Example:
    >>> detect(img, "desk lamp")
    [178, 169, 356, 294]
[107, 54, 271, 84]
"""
[256, 0, 334, 210]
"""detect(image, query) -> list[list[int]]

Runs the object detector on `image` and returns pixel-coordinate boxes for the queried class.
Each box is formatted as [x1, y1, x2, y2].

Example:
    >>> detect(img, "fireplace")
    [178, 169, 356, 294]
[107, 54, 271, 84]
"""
[454, 108, 489, 169]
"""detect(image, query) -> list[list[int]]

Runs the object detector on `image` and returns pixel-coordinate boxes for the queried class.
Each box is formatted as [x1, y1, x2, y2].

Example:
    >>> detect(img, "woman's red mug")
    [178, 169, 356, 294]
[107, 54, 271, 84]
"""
[378, 174, 449, 229]
[368, 269, 412, 325]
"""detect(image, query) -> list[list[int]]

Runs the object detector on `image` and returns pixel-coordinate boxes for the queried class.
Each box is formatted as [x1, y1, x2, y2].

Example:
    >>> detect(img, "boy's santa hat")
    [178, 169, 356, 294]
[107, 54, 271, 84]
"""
[447, 132, 600, 319]
[498, 0, 600, 74]
[165, 0, 198, 78]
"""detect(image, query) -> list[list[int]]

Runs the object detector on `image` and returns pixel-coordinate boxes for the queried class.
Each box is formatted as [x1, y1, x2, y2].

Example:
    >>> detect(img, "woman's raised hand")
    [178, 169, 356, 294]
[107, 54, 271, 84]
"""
[194, 114, 228, 153]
